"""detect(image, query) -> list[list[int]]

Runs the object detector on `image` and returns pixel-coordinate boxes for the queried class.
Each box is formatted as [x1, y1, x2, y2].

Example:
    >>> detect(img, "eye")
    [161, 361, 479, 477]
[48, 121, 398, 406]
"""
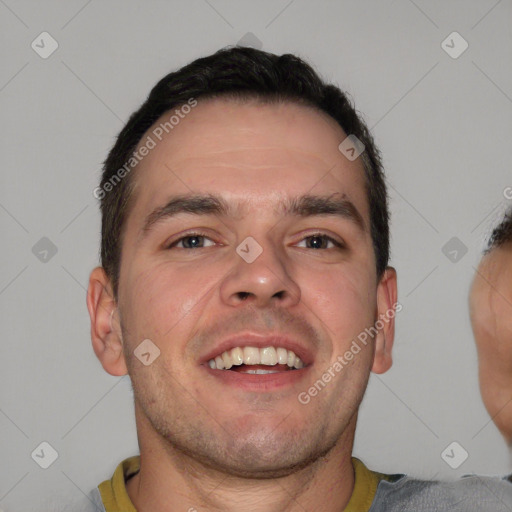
[167, 233, 216, 249]
[296, 233, 343, 250]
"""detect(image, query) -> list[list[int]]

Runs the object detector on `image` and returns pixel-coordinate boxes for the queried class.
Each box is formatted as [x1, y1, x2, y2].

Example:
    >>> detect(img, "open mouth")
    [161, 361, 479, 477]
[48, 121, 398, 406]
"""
[207, 346, 305, 374]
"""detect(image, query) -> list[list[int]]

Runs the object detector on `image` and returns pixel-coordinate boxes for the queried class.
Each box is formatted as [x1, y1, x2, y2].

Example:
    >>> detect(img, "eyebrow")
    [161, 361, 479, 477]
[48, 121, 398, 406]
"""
[140, 193, 366, 239]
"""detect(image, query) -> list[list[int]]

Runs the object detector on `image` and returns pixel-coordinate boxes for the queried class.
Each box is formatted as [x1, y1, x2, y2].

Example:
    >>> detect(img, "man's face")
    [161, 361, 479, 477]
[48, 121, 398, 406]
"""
[113, 99, 392, 476]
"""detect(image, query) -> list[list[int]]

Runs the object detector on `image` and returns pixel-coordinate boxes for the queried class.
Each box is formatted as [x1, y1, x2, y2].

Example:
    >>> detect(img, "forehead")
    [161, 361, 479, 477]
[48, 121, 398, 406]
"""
[478, 246, 512, 278]
[128, 98, 369, 223]
[472, 245, 512, 303]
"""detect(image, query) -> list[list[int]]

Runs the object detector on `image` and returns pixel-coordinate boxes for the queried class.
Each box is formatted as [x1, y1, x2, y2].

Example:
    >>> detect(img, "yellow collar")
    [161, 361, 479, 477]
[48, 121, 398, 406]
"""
[98, 455, 386, 512]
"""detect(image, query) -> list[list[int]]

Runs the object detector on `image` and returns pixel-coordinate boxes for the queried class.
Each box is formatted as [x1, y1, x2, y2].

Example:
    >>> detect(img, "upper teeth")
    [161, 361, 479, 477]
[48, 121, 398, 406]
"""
[208, 346, 305, 370]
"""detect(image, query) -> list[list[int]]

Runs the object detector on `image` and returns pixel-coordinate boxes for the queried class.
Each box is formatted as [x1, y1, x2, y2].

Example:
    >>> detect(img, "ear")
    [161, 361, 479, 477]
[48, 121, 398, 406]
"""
[371, 266, 398, 374]
[86, 267, 128, 376]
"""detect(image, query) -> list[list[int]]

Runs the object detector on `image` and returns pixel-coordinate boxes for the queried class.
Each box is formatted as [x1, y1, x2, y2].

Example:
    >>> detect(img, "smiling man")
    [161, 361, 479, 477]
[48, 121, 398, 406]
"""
[86, 47, 512, 511]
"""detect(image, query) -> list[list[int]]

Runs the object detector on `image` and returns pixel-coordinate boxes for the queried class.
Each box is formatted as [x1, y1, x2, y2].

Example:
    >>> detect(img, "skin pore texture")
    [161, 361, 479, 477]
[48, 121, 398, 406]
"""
[470, 243, 512, 445]
[87, 98, 397, 512]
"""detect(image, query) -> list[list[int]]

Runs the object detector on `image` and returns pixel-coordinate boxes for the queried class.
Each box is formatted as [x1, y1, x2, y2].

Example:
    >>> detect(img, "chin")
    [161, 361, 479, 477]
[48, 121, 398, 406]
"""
[197, 443, 330, 479]
[189, 423, 334, 479]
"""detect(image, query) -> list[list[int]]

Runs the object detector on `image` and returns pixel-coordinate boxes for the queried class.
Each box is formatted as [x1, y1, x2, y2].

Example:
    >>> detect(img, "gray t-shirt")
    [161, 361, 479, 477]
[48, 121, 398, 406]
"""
[369, 473, 512, 511]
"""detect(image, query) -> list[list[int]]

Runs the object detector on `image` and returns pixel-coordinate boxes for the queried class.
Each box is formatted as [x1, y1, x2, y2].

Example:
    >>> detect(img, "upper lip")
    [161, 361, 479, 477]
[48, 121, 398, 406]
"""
[200, 332, 315, 366]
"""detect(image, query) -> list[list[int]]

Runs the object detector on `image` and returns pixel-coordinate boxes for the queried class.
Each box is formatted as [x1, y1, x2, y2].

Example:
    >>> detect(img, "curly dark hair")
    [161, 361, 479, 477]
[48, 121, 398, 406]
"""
[98, 46, 390, 297]
[486, 206, 512, 253]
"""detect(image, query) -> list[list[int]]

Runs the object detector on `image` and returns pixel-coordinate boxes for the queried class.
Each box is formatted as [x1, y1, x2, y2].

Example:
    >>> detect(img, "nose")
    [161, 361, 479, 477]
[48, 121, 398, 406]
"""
[219, 237, 301, 309]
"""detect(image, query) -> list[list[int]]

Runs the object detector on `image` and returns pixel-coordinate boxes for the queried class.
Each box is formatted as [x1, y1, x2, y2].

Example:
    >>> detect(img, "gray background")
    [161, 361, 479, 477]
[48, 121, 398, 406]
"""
[1, 0, 512, 510]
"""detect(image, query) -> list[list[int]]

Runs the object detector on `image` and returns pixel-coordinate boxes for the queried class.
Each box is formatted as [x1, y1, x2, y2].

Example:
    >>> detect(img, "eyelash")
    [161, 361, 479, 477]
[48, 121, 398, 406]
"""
[166, 232, 344, 250]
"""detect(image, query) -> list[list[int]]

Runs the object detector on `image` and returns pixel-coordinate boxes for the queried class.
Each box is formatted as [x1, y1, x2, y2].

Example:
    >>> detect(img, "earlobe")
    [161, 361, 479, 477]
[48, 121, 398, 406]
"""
[372, 333, 393, 374]
[371, 267, 398, 375]
[86, 267, 128, 376]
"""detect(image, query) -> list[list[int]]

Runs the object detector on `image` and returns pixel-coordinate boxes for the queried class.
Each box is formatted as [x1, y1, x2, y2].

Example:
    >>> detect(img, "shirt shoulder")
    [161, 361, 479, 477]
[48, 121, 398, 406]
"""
[370, 472, 512, 512]
[343, 457, 402, 512]
[92, 456, 140, 512]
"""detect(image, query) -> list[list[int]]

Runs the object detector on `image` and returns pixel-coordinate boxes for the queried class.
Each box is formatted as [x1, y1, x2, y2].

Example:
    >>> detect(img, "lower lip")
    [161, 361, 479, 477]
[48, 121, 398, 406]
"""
[202, 365, 311, 391]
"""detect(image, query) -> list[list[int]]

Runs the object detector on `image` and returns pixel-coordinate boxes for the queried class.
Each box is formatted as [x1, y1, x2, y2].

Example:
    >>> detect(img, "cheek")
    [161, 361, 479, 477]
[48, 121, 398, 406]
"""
[494, 297, 512, 341]
[122, 260, 219, 343]
[302, 264, 376, 338]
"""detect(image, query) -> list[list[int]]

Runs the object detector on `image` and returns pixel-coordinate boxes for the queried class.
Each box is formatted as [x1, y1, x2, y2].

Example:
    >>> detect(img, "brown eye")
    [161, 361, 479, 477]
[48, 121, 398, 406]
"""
[297, 234, 342, 249]
[168, 234, 215, 249]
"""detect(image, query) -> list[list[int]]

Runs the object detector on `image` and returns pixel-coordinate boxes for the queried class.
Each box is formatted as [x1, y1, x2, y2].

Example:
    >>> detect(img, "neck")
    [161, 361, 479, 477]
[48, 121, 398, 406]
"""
[126, 412, 357, 512]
